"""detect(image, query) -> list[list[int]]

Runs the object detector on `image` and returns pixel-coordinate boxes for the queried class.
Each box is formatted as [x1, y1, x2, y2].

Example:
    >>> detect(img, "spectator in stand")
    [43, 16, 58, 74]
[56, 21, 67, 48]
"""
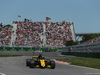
[15, 21, 43, 47]
[0, 26, 12, 46]
[45, 22, 73, 47]
[81, 36, 100, 45]
[14, 21, 73, 48]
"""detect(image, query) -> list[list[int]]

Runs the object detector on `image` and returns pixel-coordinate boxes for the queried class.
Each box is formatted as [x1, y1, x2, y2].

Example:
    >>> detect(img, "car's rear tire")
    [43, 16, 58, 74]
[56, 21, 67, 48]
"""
[26, 59, 32, 66]
[30, 60, 35, 68]
[50, 61, 55, 69]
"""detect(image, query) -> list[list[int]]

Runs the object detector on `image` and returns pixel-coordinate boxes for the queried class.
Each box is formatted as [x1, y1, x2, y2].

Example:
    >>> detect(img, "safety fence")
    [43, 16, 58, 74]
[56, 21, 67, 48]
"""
[61, 42, 100, 58]
[61, 42, 100, 52]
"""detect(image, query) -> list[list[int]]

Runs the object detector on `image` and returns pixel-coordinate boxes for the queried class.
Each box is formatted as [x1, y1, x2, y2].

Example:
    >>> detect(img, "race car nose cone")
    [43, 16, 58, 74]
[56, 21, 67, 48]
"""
[40, 60, 45, 67]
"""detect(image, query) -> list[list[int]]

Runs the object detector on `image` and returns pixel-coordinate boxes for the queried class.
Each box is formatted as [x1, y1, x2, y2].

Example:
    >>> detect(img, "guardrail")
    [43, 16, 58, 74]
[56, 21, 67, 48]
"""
[61, 42, 100, 52]
[61, 42, 100, 58]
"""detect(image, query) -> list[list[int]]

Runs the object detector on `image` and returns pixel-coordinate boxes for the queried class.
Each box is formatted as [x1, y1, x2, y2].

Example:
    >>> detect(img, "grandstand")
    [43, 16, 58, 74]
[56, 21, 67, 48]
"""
[7, 20, 76, 48]
[1, 19, 100, 54]
[0, 26, 12, 46]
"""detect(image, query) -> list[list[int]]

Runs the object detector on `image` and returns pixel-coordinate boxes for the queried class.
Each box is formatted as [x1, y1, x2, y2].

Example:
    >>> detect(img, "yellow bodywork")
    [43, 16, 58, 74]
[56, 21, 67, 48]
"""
[32, 56, 38, 58]
[32, 56, 51, 68]
[47, 65, 51, 67]
[32, 56, 44, 58]
[40, 60, 45, 67]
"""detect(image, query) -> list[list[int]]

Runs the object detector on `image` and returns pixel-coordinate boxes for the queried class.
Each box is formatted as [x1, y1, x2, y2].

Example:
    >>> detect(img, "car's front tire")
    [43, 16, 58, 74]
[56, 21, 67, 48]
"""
[30, 60, 35, 68]
[26, 59, 32, 66]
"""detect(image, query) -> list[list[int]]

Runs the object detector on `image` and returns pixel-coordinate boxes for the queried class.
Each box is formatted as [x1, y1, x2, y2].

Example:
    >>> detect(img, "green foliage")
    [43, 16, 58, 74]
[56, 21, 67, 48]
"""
[0, 23, 3, 27]
[0, 23, 12, 28]
[4, 24, 13, 28]
[81, 34, 100, 43]
[64, 40, 78, 46]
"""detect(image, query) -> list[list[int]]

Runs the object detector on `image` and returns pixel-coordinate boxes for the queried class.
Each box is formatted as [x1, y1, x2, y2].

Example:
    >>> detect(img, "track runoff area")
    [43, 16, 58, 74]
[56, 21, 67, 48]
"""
[0, 52, 100, 75]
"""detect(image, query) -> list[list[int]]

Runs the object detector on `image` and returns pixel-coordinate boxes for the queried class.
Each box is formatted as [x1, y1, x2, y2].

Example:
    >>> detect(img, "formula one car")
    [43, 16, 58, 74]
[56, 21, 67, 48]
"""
[26, 54, 55, 69]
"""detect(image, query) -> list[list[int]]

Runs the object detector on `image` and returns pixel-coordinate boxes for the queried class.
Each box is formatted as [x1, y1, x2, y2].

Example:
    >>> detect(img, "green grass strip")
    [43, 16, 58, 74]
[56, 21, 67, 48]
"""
[56, 58, 100, 69]
[0, 55, 22, 57]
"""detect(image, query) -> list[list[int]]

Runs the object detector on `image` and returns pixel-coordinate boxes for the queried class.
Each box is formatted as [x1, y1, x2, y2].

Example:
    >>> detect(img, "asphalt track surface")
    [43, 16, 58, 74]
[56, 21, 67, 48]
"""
[0, 53, 100, 75]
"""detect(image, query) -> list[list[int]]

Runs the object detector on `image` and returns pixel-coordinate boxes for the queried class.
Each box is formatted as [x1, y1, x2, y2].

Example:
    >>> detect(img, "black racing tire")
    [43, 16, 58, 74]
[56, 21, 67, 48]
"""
[30, 60, 35, 68]
[50, 61, 55, 69]
[26, 59, 32, 66]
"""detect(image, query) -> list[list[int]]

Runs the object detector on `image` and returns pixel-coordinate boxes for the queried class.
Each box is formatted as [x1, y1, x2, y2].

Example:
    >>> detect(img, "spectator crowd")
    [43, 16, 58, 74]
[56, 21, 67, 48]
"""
[13, 21, 73, 48]
[45, 22, 73, 47]
[14, 21, 43, 47]
[0, 26, 12, 46]
[82, 36, 100, 45]
[0, 20, 74, 47]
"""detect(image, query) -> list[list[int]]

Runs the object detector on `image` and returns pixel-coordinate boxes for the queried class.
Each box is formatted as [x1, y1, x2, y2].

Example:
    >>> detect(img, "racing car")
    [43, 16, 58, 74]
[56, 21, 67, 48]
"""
[26, 54, 55, 69]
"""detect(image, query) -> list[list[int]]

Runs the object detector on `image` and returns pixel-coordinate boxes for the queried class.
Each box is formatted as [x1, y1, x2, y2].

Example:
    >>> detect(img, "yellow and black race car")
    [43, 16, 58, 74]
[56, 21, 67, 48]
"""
[26, 54, 55, 69]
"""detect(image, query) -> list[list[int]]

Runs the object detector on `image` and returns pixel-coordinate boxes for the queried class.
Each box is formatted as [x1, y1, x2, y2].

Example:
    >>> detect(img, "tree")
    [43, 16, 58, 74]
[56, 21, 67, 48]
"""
[4, 24, 13, 28]
[80, 34, 100, 43]
[64, 40, 78, 46]
[0, 23, 3, 27]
